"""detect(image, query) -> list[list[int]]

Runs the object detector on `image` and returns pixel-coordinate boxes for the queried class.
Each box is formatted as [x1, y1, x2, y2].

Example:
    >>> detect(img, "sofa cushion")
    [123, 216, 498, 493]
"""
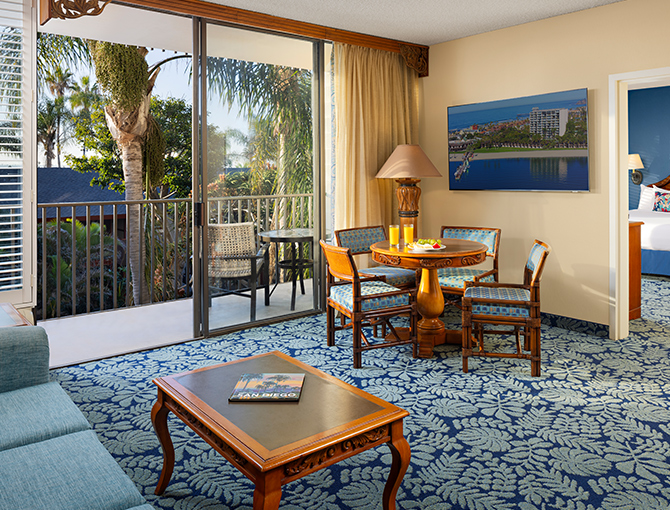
[0, 381, 91, 452]
[0, 326, 49, 393]
[0, 430, 147, 510]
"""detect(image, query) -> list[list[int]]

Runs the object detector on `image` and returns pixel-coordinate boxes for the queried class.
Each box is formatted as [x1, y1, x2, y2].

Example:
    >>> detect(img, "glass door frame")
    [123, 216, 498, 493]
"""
[191, 18, 325, 338]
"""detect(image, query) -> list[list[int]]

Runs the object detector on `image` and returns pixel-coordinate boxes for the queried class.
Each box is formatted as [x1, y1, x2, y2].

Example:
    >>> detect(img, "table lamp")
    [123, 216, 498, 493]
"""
[628, 154, 644, 185]
[375, 144, 442, 237]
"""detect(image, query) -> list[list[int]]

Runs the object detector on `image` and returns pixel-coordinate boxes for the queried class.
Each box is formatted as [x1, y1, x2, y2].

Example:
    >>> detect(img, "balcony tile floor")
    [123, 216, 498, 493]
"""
[42, 280, 316, 368]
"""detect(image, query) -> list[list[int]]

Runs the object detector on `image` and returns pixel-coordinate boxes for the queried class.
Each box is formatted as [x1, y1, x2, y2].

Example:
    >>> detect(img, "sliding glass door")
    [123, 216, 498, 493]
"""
[196, 21, 322, 335]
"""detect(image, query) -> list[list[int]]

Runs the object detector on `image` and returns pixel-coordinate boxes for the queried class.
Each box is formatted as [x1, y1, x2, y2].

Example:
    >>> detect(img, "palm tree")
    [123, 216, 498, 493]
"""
[69, 76, 100, 155]
[37, 33, 90, 85]
[44, 66, 75, 166]
[86, 41, 162, 305]
[37, 97, 70, 168]
[208, 59, 313, 229]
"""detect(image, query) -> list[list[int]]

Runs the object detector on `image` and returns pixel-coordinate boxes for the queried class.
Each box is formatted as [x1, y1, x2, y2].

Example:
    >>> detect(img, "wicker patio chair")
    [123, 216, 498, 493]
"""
[208, 222, 269, 322]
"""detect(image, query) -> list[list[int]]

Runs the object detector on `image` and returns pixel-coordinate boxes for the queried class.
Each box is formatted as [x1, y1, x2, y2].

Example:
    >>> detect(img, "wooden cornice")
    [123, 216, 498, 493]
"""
[39, 0, 429, 76]
[116, 0, 430, 75]
[40, 0, 112, 24]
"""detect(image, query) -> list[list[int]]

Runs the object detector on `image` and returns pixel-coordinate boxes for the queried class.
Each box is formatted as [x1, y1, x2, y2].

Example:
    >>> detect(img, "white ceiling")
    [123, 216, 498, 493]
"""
[205, 0, 625, 46]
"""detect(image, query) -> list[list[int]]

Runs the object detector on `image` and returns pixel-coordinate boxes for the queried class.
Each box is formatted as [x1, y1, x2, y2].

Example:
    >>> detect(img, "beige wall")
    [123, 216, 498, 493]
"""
[418, 0, 670, 325]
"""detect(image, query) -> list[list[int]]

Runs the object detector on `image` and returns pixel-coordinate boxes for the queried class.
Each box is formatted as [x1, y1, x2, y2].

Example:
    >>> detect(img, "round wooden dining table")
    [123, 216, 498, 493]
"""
[370, 239, 488, 358]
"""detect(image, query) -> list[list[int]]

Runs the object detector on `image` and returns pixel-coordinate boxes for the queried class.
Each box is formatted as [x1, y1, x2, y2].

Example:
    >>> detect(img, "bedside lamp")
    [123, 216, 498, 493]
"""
[375, 144, 442, 238]
[628, 154, 644, 185]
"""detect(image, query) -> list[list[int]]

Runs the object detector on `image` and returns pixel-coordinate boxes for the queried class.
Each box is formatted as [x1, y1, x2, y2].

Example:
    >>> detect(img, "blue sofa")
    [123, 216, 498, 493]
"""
[0, 326, 153, 510]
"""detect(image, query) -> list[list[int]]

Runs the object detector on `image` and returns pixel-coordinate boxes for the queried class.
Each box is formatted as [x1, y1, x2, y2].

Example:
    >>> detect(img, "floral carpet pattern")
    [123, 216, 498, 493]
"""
[52, 277, 670, 509]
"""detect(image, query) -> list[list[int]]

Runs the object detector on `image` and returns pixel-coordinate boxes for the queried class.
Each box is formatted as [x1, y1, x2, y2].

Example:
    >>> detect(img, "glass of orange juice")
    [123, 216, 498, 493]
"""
[403, 225, 414, 245]
[389, 225, 400, 246]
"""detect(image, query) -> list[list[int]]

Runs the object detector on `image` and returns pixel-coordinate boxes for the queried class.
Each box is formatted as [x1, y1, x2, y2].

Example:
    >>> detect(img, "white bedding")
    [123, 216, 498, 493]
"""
[629, 209, 670, 251]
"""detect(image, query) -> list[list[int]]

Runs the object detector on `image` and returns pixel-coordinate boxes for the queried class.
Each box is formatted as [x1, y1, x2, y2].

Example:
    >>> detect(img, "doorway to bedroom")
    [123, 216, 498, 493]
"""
[627, 81, 670, 324]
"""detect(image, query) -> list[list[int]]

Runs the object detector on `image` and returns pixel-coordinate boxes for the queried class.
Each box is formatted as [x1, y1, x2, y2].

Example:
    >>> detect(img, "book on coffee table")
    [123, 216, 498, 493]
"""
[229, 373, 305, 402]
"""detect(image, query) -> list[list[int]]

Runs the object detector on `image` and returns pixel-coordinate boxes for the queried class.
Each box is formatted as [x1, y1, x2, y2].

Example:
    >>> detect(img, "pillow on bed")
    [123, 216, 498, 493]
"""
[653, 190, 670, 212]
[638, 184, 656, 210]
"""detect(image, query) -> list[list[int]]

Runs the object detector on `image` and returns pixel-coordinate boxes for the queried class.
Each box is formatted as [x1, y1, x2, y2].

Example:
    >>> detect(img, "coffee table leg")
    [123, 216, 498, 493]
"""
[253, 469, 282, 510]
[151, 396, 175, 495]
[382, 421, 411, 510]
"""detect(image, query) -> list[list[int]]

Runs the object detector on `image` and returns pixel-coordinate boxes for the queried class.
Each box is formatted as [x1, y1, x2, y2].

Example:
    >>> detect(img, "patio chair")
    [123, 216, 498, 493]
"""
[461, 239, 551, 377]
[438, 226, 501, 306]
[320, 240, 418, 369]
[208, 222, 270, 322]
[334, 225, 418, 289]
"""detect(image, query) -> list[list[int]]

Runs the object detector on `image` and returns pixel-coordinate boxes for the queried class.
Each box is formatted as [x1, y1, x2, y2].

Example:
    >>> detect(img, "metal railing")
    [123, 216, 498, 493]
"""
[37, 193, 314, 321]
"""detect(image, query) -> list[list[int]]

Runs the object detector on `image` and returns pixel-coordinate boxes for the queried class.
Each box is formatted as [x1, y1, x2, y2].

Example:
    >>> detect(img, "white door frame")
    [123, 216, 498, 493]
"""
[608, 67, 670, 340]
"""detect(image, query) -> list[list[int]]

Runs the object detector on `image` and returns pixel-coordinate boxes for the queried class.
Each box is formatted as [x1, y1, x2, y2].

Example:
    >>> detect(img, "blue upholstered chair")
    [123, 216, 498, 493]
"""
[461, 239, 551, 377]
[438, 226, 501, 304]
[320, 240, 417, 369]
[335, 225, 417, 289]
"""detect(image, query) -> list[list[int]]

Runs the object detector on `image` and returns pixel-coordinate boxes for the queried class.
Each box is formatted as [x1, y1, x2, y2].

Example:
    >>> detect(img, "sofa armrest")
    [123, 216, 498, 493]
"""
[0, 326, 49, 394]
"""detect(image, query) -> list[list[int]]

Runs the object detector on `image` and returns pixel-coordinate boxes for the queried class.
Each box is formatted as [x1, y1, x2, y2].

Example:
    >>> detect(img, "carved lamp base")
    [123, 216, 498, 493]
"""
[395, 178, 421, 238]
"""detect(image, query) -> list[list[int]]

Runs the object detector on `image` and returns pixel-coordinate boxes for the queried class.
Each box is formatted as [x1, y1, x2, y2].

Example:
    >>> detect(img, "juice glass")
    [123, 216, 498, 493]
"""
[403, 225, 414, 245]
[389, 225, 400, 246]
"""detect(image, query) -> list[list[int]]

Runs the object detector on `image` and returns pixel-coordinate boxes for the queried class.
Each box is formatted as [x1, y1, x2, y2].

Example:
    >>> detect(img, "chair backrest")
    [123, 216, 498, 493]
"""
[208, 223, 256, 278]
[334, 226, 387, 255]
[319, 240, 359, 283]
[440, 226, 501, 261]
[524, 239, 551, 287]
[209, 222, 256, 256]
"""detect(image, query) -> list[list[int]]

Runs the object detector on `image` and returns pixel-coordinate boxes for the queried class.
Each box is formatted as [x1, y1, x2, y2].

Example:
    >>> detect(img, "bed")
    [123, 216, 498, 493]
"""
[629, 174, 670, 276]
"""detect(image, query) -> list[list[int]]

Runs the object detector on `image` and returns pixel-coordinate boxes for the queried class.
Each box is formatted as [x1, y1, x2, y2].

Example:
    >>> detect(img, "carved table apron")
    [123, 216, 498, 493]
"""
[151, 350, 411, 510]
[370, 238, 487, 358]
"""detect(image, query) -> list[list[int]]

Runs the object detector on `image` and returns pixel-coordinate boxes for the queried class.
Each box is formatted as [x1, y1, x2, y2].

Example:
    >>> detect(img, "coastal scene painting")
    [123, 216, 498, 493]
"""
[448, 88, 589, 191]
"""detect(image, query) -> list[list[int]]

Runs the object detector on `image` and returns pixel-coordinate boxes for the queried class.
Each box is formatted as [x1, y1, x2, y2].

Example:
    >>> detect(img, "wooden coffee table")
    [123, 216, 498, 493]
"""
[151, 351, 411, 510]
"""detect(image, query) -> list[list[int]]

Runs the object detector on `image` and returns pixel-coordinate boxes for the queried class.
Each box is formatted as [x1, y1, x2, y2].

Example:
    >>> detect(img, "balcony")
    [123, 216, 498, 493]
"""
[37, 193, 317, 367]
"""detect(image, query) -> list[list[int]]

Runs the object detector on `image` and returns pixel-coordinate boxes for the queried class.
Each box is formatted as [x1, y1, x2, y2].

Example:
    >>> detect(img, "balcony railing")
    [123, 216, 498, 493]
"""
[37, 193, 314, 321]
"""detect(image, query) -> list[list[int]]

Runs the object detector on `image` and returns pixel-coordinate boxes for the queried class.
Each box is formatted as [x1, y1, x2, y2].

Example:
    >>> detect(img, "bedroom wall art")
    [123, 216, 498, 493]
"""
[448, 88, 589, 191]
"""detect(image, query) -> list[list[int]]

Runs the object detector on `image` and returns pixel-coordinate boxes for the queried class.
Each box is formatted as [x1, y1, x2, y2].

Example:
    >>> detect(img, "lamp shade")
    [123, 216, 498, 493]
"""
[628, 154, 644, 170]
[375, 145, 442, 179]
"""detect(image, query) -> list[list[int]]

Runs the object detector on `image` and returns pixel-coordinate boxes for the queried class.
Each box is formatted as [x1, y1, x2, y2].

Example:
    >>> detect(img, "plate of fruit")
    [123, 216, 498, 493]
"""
[408, 239, 447, 252]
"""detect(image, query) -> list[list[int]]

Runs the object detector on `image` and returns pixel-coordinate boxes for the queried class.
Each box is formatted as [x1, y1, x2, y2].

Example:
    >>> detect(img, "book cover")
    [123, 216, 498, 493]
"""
[229, 373, 305, 402]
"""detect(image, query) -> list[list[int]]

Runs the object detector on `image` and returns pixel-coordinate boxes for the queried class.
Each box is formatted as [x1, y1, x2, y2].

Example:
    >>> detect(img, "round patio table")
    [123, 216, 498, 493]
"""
[258, 228, 314, 311]
[370, 238, 487, 358]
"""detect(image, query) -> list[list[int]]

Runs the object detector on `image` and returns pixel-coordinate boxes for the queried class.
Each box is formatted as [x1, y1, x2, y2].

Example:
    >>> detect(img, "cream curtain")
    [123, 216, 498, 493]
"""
[333, 43, 419, 231]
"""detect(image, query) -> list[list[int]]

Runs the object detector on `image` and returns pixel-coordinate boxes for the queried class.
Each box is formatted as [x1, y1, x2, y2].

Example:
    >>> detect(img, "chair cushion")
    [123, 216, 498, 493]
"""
[0, 429, 147, 510]
[464, 286, 531, 317]
[360, 266, 416, 286]
[437, 267, 494, 290]
[0, 382, 91, 452]
[330, 281, 409, 312]
[337, 227, 386, 254]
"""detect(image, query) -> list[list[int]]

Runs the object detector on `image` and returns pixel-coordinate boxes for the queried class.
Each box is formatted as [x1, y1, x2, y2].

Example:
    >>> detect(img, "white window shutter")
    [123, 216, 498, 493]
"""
[0, 0, 34, 306]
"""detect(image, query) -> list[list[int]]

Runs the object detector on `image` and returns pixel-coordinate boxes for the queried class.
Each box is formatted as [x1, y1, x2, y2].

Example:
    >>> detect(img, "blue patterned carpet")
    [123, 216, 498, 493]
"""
[52, 277, 670, 509]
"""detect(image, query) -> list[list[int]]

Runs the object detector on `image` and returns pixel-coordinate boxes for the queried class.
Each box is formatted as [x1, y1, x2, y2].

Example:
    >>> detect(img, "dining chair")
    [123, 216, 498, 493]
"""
[208, 222, 270, 322]
[334, 225, 418, 289]
[320, 240, 418, 369]
[461, 239, 551, 377]
[438, 226, 501, 306]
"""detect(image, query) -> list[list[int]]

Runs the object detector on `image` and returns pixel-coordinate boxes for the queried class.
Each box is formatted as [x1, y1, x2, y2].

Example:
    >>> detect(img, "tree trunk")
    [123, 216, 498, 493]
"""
[104, 95, 151, 305]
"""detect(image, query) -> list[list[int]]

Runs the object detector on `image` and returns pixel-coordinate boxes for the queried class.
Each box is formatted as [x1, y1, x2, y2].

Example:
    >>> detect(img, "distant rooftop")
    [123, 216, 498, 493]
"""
[38, 167, 125, 220]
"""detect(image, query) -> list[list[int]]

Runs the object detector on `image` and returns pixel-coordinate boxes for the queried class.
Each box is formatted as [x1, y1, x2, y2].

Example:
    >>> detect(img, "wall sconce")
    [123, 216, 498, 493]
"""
[628, 154, 644, 185]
